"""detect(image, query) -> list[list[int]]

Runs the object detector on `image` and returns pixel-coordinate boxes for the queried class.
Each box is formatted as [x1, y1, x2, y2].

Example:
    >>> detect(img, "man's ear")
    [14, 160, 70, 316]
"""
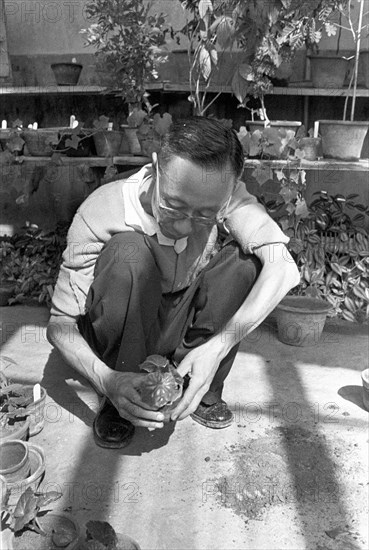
[152, 152, 158, 168]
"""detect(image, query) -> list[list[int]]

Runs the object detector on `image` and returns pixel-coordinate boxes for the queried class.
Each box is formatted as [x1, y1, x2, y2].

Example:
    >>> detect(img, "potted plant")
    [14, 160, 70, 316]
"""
[91, 116, 127, 157]
[80, 0, 170, 153]
[229, 0, 346, 125]
[0, 223, 68, 308]
[315, 0, 369, 160]
[0, 376, 31, 441]
[177, 0, 237, 116]
[0, 440, 31, 484]
[80, 520, 141, 550]
[263, 189, 369, 325]
[138, 355, 184, 422]
[2, 486, 80, 550]
[50, 58, 83, 86]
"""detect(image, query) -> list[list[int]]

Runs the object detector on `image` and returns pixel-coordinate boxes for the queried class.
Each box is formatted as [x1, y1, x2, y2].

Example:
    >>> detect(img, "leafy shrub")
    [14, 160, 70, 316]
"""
[265, 191, 369, 323]
[0, 223, 68, 306]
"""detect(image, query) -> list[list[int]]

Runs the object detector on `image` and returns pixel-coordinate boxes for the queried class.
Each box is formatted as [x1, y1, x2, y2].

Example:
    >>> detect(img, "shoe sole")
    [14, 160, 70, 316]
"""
[190, 412, 234, 429]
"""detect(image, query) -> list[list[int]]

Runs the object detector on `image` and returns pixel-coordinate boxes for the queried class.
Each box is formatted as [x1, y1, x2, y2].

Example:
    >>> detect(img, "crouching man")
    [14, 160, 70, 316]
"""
[47, 117, 300, 449]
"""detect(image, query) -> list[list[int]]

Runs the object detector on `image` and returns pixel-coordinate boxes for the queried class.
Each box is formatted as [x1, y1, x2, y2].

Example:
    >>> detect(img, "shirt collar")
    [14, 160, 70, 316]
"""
[122, 164, 188, 254]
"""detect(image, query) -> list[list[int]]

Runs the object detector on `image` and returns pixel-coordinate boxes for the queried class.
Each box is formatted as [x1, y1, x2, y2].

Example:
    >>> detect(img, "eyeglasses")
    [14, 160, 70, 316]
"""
[155, 163, 232, 226]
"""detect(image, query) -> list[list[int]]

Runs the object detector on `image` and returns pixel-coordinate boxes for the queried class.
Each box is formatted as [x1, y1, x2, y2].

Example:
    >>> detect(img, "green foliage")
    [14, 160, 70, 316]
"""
[80, 0, 170, 106]
[138, 355, 184, 410]
[12, 487, 62, 535]
[264, 190, 369, 323]
[0, 223, 68, 307]
[0, 384, 33, 424]
[178, 1, 346, 116]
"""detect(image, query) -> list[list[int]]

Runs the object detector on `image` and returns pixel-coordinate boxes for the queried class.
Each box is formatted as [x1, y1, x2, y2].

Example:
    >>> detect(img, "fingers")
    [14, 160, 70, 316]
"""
[171, 377, 206, 421]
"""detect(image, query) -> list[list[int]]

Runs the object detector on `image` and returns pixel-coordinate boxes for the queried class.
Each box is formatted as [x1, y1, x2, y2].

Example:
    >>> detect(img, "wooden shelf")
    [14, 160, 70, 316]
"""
[18, 156, 368, 171]
[2, 83, 368, 97]
[0, 83, 164, 95]
[243, 158, 369, 171]
[162, 82, 369, 97]
[20, 155, 150, 166]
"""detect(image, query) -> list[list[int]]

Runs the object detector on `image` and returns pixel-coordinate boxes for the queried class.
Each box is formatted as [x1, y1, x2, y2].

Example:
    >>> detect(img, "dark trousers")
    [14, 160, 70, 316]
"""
[78, 232, 261, 405]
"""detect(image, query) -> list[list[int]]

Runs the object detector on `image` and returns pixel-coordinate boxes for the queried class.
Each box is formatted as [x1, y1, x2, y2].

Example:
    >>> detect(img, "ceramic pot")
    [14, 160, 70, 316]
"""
[246, 120, 302, 134]
[358, 50, 369, 88]
[0, 440, 31, 483]
[275, 296, 331, 347]
[22, 128, 59, 157]
[309, 55, 350, 88]
[317, 120, 369, 161]
[93, 130, 125, 157]
[6, 443, 45, 506]
[122, 126, 142, 155]
[51, 63, 83, 86]
[0, 416, 30, 442]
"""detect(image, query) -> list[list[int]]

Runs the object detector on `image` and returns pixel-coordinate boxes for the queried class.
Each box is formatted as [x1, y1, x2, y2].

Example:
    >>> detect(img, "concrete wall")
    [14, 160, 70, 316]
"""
[3, 0, 368, 57]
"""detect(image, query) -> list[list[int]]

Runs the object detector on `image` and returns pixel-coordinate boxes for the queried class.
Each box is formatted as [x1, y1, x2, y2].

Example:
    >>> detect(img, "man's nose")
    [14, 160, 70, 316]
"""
[172, 218, 193, 236]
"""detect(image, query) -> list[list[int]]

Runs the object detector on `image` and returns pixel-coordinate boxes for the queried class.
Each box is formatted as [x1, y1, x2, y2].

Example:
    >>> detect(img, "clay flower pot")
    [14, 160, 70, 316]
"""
[51, 62, 83, 86]
[6, 443, 46, 506]
[309, 55, 350, 88]
[275, 296, 331, 347]
[22, 128, 60, 157]
[0, 416, 30, 442]
[93, 130, 125, 157]
[317, 120, 369, 161]
[0, 439, 31, 483]
[246, 120, 302, 134]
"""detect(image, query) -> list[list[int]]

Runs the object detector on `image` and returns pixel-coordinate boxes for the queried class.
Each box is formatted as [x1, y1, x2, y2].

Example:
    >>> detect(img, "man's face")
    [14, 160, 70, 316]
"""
[152, 156, 236, 240]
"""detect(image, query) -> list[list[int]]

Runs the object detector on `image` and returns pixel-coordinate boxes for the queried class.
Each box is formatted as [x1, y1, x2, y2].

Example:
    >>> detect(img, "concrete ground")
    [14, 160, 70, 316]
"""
[0, 305, 368, 550]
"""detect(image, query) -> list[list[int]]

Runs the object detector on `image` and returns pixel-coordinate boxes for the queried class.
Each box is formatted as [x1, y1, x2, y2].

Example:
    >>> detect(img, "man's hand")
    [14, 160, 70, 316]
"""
[104, 371, 165, 429]
[170, 342, 226, 421]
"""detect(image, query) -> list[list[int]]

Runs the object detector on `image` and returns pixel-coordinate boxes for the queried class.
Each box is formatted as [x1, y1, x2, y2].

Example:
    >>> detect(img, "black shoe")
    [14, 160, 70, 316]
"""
[93, 397, 135, 449]
[191, 400, 234, 429]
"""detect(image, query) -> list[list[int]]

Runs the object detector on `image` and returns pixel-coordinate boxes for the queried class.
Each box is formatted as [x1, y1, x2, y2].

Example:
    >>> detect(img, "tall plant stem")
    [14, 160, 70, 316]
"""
[350, 0, 365, 121]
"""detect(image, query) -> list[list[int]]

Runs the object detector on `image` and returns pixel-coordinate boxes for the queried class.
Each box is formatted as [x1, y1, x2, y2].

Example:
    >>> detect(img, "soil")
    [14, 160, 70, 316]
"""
[213, 426, 367, 549]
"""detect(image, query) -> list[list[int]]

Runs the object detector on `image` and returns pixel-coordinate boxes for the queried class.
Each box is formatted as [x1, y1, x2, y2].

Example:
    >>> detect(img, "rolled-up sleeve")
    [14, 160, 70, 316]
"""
[224, 181, 289, 254]
[50, 212, 104, 318]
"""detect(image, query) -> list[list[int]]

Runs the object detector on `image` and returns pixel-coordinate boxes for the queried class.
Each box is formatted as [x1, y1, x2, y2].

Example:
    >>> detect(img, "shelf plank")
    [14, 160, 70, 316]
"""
[243, 158, 369, 171]
[162, 82, 369, 97]
[0, 83, 164, 95]
[18, 156, 368, 171]
[2, 83, 368, 97]
[19, 155, 150, 166]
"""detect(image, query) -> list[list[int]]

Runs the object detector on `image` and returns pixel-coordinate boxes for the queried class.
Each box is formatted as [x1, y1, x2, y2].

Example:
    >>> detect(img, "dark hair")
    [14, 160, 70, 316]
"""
[158, 117, 244, 178]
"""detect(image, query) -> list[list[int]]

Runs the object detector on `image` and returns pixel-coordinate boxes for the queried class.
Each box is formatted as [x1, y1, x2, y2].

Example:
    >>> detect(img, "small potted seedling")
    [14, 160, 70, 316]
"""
[138, 355, 184, 422]
[80, 520, 141, 550]
[9, 486, 80, 549]
[0, 380, 47, 440]
[0, 380, 31, 441]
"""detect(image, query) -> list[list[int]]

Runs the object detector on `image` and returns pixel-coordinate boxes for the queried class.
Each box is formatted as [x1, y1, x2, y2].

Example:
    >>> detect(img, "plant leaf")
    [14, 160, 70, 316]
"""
[12, 487, 38, 532]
